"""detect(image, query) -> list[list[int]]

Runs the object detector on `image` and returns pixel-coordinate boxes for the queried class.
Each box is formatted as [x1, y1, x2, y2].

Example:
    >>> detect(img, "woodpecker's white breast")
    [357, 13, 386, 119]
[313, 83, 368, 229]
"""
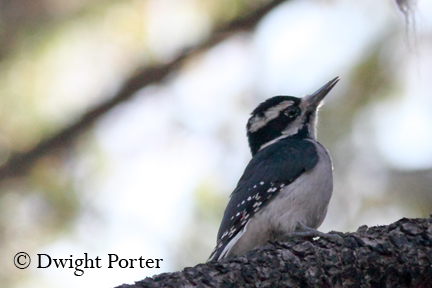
[226, 139, 333, 258]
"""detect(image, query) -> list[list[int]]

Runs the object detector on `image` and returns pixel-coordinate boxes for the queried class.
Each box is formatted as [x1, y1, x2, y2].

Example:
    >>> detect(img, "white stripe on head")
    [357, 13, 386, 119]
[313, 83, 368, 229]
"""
[258, 134, 289, 151]
[248, 100, 294, 133]
[257, 98, 318, 152]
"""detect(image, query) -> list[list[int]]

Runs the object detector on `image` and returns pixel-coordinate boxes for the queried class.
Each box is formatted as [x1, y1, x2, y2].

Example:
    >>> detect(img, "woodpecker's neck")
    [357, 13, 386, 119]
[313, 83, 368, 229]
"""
[248, 122, 316, 157]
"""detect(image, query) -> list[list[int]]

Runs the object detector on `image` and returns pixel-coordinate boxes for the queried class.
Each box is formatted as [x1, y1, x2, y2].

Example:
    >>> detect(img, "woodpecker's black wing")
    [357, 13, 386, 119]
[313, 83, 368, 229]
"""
[208, 137, 319, 261]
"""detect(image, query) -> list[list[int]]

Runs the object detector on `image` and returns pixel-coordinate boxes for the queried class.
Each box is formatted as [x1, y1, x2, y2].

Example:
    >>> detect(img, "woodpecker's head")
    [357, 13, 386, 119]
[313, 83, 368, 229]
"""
[246, 77, 339, 156]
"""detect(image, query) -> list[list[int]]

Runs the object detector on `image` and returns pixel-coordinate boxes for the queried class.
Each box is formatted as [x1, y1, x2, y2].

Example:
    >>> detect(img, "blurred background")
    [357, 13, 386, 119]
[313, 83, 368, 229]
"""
[1, 0, 431, 287]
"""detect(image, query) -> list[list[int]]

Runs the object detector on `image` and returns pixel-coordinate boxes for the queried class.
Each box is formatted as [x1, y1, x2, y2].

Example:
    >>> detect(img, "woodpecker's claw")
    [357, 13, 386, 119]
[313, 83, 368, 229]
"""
[282, 223, 344, 245]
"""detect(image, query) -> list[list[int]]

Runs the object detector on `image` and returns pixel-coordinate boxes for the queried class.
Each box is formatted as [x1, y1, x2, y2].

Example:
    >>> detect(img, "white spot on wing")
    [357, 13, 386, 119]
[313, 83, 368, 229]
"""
[218, 222, 250, 260]
[221, 231, 228, 239]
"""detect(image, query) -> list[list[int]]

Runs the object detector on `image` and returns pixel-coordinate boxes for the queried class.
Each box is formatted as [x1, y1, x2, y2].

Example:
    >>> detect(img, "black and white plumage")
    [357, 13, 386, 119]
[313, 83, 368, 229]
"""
[208, 77, 339, 261]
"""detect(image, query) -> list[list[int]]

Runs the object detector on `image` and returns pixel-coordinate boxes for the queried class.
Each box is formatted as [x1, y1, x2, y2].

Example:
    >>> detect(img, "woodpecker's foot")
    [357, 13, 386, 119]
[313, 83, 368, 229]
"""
[283, 224, 344, 244]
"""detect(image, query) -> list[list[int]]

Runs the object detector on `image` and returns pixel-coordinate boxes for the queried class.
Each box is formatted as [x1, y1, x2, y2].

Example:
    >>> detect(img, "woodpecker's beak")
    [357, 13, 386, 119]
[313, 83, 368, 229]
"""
[304, 76, 340, 109]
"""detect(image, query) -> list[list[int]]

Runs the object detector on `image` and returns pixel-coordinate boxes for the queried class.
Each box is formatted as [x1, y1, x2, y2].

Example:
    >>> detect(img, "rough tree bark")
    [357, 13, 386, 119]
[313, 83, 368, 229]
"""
[116, 216, 432, 288]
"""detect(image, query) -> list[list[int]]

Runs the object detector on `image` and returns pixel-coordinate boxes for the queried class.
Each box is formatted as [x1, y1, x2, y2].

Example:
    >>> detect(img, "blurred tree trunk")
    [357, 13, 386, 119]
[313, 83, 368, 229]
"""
[116, 217, 432, 288]
[0, 0, 288, 181]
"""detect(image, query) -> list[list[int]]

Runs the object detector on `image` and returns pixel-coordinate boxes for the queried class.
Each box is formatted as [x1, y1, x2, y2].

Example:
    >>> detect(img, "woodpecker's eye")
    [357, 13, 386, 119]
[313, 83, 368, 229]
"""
[284, 108, 299, 118]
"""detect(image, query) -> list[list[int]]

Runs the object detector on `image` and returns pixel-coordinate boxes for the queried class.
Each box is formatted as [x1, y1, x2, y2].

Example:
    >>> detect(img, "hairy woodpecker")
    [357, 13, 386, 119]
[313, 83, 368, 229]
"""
[208, 77, 339, 261]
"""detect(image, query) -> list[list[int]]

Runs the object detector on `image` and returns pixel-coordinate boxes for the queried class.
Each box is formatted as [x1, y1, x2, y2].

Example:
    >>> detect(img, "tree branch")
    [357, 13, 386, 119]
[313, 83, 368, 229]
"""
[116, 217, 432, 288]
[0, 0, 289, 181]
